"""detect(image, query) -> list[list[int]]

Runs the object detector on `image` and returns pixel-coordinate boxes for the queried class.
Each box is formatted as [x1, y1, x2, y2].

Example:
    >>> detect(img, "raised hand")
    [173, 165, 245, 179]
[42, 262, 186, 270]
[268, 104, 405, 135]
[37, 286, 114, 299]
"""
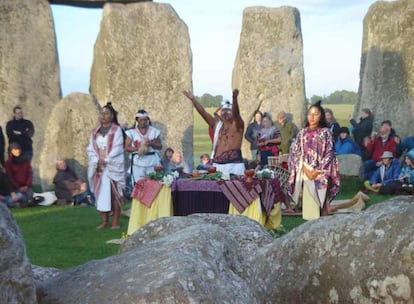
[232, 89, 239, 99]
[182, 90, 194, 101]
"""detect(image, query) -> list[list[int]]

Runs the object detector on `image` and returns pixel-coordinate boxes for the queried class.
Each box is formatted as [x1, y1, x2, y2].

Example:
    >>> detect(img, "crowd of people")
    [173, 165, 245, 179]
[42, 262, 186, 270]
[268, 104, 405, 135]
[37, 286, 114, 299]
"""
[3, 94, 414, 225]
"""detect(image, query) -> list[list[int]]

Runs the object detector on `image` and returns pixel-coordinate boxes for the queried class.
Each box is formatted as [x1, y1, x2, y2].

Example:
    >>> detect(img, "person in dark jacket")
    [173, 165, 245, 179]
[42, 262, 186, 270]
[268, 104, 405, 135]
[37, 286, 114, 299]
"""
[5, 142, 33, 205]
[349, 108, 373, 150]
[6, 106, 35, 161]
[0, 164, 24, 208]
[53, 158, 92, 206]
[244, 110, 263, 160]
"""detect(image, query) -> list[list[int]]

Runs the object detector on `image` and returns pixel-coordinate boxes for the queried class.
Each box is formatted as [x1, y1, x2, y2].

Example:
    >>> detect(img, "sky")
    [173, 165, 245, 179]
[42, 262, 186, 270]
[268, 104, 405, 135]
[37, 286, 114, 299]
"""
[51, 0, 390, 100]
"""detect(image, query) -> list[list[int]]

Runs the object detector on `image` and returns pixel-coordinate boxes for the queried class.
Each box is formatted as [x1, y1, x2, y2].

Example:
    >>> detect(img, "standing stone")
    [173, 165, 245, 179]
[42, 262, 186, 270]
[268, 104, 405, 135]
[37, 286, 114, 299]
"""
[0, 0, 61, 184]
[356, 0, 414, 138]
[0, 204, 37, 304]
[232, 6, 306, 159]
[39, 93, 100, 190]
[90, 2, 193, 163]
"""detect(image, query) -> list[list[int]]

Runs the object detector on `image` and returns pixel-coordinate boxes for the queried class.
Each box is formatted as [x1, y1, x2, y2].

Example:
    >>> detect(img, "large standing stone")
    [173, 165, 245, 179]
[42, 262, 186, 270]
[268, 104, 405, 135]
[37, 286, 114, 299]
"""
[90, 2, 193, 163]
[356, 0, 414, 138]
[232, 6, 306, 158]
[0, 0, 61, 184]
[39, 93, 100, 190]
[0, 204, 37, 304]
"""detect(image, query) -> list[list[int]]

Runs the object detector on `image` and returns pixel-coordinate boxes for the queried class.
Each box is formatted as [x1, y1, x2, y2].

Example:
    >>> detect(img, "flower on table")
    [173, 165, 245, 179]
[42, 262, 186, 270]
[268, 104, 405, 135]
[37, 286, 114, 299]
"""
[256, 168, 275, 179]
[146, 170, 179, 187]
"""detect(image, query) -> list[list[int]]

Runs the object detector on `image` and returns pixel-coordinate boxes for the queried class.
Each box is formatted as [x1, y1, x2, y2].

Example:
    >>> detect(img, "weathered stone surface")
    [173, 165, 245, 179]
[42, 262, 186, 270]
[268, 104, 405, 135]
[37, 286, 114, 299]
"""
[39, 93, 100, 190]
[121, 213, 274, 257]
[337, 154, 363, 178]
[253, 197, 414, 303]
[356, 0, 414, 138]
[49, 0, 151, 8]
[38, 215, 268, 303]
[0, 0, 61, 184]
[25, 198, 414, 303]
[90, 2, 193, 163]
[232, 6, 306, 158]
[32, 265, 62, 285]
[0, 204, 36, 304]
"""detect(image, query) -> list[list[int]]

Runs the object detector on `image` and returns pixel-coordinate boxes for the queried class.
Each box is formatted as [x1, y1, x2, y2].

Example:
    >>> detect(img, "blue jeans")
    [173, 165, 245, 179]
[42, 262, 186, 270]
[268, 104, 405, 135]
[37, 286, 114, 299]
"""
[363, 159, 377, 180]
[2, 192, 25, 207]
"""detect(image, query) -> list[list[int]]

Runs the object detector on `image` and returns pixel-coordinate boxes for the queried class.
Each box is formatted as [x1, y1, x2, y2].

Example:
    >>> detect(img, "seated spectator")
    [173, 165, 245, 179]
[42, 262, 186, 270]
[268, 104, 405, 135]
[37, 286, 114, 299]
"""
[335, 127, 361, 155]
[397, 136, 414, 158]
[161, 147, 174, 172]
[0, 164, 24, 208]
[168, 151, 191, 176]
[363, 123, 399, 180]
[53, 158, 93, 206]
[349, 108, 373, 150]
[364, 151, 401, 194]
[325, 108, 340, 142]
[5, 142, 33, 206]
[398, 149, 414, 186]
[196, 153, 211, 170]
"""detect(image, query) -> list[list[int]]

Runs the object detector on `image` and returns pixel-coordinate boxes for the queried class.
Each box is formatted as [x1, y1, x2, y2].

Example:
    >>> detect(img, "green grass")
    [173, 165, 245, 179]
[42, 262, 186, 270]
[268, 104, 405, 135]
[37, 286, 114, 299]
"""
[10, 103, 390, 269]
[12, 205, 130, 269]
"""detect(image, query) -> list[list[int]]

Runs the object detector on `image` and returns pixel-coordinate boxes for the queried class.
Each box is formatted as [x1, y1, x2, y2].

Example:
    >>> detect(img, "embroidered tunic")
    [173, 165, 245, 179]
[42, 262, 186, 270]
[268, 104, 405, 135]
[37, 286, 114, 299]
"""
[288, 127, 340, 205]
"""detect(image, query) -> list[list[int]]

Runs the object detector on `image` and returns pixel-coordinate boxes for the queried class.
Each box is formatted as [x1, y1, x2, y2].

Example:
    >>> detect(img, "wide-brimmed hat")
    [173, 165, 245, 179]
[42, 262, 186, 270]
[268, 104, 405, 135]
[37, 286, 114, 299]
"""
[380, 151, 394, 159]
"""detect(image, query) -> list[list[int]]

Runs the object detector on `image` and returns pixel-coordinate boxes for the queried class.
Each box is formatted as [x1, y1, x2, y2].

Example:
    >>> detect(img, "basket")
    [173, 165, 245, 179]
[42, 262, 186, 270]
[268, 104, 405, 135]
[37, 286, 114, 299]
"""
[273, 166, 290, 194]
[267, 154, 289, 168]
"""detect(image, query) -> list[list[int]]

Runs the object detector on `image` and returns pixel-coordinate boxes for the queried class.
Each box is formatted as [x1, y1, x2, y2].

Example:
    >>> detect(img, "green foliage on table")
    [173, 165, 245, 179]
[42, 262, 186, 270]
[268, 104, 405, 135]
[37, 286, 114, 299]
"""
[147, 171, 165, 181]
[201, 172, 222, 180]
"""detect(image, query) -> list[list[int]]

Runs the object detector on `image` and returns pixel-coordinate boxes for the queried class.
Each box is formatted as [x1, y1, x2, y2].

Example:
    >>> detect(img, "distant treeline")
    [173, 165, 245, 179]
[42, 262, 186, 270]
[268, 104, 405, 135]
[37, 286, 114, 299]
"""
[309, 90, 357, 104]
[195, 90, 357, 107]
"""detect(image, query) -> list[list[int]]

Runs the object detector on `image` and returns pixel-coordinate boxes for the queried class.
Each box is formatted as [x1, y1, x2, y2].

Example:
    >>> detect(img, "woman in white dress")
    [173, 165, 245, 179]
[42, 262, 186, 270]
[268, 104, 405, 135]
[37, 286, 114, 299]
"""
[87, 102, 125, 229]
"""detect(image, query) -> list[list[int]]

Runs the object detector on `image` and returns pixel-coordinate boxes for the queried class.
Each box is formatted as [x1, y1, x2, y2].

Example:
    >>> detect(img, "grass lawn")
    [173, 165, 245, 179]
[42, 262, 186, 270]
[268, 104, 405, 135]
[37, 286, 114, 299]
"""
[11, 103, 389, 270]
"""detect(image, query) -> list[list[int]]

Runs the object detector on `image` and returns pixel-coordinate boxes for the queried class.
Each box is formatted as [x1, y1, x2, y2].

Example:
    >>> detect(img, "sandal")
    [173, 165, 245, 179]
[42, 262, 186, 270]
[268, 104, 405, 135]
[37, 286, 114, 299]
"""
[111, 225, 120, 230]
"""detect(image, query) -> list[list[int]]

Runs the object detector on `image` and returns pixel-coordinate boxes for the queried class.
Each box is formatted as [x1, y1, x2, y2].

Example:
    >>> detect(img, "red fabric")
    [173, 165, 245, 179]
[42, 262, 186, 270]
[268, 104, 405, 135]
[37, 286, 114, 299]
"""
[218, 179, 261, 214]
[5, 157, 32, 188]
[366, 136, 398, 162]
[131, 179, 163, 208]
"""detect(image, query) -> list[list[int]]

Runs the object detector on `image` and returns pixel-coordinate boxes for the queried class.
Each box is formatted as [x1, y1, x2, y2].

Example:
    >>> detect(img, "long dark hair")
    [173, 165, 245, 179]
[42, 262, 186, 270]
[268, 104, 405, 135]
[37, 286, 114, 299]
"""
[305, 100, 327, 128]
[103, 102, 120, 126]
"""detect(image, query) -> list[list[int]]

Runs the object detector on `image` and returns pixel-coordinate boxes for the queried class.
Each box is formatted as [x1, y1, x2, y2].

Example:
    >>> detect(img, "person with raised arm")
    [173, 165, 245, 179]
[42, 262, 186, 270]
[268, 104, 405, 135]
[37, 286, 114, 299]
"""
[183, 89, 245, 176]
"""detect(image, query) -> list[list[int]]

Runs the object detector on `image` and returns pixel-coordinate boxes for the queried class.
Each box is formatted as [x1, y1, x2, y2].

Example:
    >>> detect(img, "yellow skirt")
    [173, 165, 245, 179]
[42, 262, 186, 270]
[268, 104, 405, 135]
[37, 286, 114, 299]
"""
[127, 186, 173, 235]
[228, 197, 281, 230]
[302, 181, 321, 220]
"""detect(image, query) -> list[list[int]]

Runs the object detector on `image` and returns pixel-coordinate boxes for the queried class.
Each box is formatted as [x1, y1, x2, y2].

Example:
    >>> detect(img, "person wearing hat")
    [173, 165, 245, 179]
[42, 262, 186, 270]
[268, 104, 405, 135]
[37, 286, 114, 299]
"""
[124, 109, 162, 184]
[183, 89, 245, 176]
[334, 126, 361, 155]
[364, 151, 401, 193]
[274, 110, 298, 155]
[398, 149, 414, 186]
